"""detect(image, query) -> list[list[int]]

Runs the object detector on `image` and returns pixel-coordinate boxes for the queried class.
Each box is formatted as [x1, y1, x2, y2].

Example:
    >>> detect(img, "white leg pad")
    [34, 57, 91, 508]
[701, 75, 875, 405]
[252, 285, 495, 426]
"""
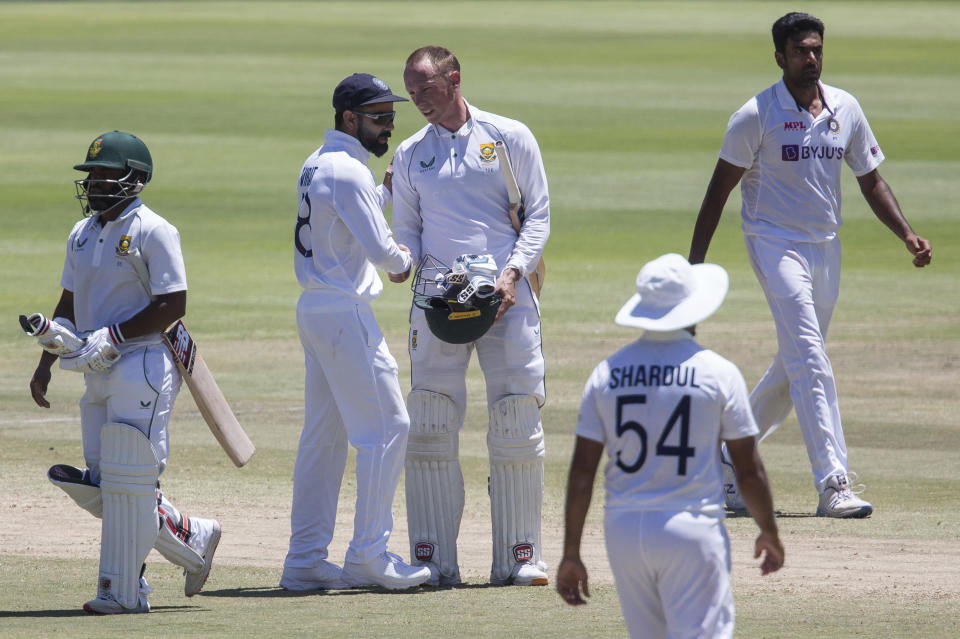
[404, 390, 464, 584]
[98, 422, 160, 609]
[488, 395, 545, 583]
[154, 494, 204, 573]
[48, 464, 102, 517]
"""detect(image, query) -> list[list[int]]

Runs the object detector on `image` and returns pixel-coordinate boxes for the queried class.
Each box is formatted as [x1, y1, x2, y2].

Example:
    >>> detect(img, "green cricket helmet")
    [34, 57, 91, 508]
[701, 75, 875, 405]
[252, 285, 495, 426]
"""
[74, 131, 153, 216]
[412, 254, 502, 345]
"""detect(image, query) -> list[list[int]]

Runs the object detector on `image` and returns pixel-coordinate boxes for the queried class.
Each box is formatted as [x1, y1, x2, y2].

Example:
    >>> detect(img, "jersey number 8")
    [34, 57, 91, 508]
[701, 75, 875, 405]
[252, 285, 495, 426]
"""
[615, 394, 695, 475]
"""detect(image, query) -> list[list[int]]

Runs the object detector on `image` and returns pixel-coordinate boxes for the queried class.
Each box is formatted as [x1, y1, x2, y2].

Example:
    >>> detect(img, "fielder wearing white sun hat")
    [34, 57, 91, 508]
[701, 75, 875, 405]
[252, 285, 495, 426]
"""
[614, 253, 729, 331]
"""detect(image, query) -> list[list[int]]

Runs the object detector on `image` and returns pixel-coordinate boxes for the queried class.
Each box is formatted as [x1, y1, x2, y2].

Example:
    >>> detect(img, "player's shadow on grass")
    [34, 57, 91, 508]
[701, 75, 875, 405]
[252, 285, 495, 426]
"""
[201, 582, 502, 598]
[724, 510, 817, 519]
[0, 605, 200, 618]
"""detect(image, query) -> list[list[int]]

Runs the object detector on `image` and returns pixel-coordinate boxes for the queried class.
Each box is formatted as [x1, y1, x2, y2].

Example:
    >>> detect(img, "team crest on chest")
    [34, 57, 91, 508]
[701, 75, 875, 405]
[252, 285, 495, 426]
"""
[116, 235, 132, 257]
[479, 143, 496, 163]
[827, 117, 840, 134]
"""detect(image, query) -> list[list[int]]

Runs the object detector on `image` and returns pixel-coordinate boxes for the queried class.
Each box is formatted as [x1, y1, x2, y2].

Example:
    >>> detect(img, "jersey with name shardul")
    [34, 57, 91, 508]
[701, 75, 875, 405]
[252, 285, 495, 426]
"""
[61, 198, 186, 356]
[576, 330, 758, 516]
[294, 129, 411, 308]
[720, 79, 884, 243]
[391, 100, 549, 277]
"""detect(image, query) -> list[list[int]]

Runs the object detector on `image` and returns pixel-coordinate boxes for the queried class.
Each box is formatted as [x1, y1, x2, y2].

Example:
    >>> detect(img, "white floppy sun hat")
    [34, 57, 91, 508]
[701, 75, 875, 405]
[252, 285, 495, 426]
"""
[615, 253, 729, 331]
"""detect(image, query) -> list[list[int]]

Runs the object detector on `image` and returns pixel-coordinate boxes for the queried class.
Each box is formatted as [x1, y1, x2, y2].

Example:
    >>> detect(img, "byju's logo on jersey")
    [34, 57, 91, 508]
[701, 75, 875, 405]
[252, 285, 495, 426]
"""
[479, 143, 496, 163]
[782, 144, 844, 162]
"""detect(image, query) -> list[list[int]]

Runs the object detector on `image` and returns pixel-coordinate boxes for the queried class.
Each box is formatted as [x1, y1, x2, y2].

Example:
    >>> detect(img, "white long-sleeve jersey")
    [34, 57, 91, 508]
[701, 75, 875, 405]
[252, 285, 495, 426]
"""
[391, 100, 549, 276]
[294, 129, 411, 308]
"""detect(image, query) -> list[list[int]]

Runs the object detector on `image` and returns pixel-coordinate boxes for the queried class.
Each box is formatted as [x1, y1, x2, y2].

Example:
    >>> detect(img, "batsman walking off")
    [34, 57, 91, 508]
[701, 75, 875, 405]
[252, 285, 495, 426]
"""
[390, 46, 551, 586]
[280, 73, 430, 591]
[557, 254, 784, 639]
[689, 12, 932, 517]
[27, 131, 221, 614]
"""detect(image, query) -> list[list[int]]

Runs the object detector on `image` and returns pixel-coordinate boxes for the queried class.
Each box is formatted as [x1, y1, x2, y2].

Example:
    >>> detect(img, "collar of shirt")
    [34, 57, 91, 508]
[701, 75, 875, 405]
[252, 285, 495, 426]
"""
[774, 78, 835, 116]
[322, 128, 370, 164]
[639, 329, 697, 342]
[430, 98, 478, 138]
[95, 197, 142, 227]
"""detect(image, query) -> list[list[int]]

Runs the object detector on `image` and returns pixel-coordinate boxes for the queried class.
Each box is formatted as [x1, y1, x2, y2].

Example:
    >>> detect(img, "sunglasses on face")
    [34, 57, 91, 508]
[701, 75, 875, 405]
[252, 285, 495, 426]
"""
[353, 110, 396, 125]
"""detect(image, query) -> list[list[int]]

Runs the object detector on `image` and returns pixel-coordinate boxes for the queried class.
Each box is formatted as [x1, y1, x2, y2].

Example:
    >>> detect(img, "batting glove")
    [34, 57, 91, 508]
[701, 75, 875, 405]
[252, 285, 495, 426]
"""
[59, 325, 123, 374]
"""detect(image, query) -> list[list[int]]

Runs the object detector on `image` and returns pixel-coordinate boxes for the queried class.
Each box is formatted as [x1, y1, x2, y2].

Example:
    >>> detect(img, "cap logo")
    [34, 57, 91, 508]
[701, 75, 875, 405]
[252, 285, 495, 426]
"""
[372, 76, 389, 91]
[89, 137, 103, 159]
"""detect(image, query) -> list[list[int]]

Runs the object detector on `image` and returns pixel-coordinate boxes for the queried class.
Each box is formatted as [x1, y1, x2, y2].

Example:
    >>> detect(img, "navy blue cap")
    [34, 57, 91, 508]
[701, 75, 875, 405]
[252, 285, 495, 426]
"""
[333, 73, 408, 111]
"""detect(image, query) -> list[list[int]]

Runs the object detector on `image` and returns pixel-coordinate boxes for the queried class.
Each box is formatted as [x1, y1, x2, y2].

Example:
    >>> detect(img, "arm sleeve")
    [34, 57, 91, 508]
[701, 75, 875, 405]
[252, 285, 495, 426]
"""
[334, 162, 411, 275]
[574, 365, 608, 445]
[718, 98, 762, 170]
[390, 146, 423, 266]
[505, 124, 550, 277]
[142, 222, 188, 295]
[717, 360, 761, 440]
[375, 183, 391, 211]
[60, 230, 76, 292]
[843, 98, 885, 177]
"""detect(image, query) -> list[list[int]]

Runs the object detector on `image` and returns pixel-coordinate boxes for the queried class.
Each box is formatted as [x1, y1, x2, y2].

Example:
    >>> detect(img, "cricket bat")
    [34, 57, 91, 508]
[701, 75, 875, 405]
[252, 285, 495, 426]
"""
[127, 249, 255, 467]
[163, 319, 255, 467]
[494, 141, 546, 298]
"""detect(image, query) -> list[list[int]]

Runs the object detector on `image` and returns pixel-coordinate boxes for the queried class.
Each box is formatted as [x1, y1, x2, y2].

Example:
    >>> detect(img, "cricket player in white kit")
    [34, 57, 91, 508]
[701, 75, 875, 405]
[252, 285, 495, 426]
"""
[557, 254, 784, 639]
[28, 131, 221, 614]
[689, 12, 932, 517]
[390, 46, 550, 586]
[280, 73, 431, 591]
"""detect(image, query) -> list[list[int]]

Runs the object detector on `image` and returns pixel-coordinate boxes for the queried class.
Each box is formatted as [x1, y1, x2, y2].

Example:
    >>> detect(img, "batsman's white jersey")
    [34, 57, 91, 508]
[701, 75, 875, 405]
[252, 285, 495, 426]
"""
[576, 330, 758, 638]
[62, 198, 187, 356]
[286, 129, 413, 570]
[392, 100, 549, 277]
[60, 197, 188, 478]
[720, 79, 883, 489]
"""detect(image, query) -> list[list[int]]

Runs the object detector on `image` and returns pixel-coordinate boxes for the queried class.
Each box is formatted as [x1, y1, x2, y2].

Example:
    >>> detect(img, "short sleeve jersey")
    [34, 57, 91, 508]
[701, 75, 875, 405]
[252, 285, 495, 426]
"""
[61, 198, 187, 355]
[576, 331, 758, 516]
[719, 79, 884, 242]
[391, 100, 549, 277]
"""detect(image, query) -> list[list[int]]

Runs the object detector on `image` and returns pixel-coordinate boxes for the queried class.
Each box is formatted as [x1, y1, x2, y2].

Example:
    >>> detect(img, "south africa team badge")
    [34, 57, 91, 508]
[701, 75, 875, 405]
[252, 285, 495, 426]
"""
[116, 235, 132, 256]
[479, 143, 496, 163]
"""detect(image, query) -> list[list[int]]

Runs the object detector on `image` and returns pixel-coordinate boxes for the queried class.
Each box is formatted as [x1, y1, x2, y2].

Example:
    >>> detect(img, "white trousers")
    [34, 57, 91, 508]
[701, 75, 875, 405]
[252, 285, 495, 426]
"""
[606, 510, 734, 639]
[408, 279, 545, 420]
[745, 234, 847, 490]
[79, 344, 180, 483]
[286, 299, 410, 568]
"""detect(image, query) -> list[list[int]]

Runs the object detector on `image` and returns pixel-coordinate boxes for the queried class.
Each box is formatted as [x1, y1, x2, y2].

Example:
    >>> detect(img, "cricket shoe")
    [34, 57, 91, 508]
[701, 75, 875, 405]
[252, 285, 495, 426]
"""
[492, 561, 549, 587]
[280, 560, 348, 591]
[341, 552, 432, 590]
[184, 518, 221, 596]
[816, 473, 873, 518]
[721, 454, 746, 512]
[83, 578, 151, 615]
[419, 562, 462, 587]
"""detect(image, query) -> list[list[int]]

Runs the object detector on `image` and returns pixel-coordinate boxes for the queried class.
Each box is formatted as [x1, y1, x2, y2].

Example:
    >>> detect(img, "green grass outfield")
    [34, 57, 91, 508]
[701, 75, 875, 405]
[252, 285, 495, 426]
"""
[1, 2, 958, 637]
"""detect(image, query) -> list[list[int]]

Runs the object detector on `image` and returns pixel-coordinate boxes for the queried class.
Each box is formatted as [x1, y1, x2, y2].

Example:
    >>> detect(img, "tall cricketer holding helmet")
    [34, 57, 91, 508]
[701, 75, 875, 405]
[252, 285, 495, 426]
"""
[27, 131, 221, 614]
[391, 45, 551, 587]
